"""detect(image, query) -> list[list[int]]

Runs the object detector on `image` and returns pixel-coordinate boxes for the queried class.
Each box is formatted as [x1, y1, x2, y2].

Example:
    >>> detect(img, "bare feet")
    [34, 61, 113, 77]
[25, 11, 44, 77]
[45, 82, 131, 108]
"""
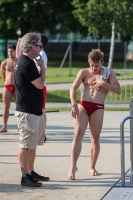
[90, 168, 100, 176]
[68, 166, 78, 180]
[0, 128, 7, 133]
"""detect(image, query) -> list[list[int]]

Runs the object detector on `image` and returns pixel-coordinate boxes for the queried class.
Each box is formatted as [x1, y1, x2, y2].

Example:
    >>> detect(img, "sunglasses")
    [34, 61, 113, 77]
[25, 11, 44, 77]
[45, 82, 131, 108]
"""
[35, 44, 42, 49]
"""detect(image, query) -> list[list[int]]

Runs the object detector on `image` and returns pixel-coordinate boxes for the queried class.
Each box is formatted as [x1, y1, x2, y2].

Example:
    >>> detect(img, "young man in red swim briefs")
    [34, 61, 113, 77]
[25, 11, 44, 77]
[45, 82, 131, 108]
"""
[0, 45, 17, 132]
[68, 49, 121, 180]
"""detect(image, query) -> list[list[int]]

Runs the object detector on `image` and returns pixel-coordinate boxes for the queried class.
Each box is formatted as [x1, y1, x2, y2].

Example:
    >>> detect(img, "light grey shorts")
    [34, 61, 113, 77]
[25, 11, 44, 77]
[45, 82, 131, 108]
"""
[15, 111, 45, 149]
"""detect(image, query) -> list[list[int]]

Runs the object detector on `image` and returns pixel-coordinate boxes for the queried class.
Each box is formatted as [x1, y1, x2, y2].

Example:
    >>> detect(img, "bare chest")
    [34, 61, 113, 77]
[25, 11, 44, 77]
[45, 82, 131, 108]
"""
[84, 74, 100, 85]
[6, 61, 16, 72]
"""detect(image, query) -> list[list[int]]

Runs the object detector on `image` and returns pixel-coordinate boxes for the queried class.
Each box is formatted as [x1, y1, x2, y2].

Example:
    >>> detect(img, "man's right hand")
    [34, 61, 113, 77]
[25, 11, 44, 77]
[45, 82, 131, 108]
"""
[71, 106, 79, 119]
[35, 55, 44, 68]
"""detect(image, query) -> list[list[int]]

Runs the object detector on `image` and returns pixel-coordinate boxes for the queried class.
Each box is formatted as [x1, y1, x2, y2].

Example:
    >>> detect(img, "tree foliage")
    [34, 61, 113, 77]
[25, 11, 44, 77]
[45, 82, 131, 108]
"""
[0, 0, 87, 39]
[72, 0, 133, 42]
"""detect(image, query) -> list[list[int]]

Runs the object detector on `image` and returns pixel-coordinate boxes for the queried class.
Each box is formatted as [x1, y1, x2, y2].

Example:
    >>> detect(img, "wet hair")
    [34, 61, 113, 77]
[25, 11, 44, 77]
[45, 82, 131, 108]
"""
[8, 45, 16, 51]
[20, 32, 41, 53]
[88, 49, 104, 63]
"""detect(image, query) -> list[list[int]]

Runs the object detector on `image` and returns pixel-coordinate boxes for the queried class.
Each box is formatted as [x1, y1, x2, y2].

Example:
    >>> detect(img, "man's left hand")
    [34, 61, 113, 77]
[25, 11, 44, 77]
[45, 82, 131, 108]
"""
[91, 78, 104, 90]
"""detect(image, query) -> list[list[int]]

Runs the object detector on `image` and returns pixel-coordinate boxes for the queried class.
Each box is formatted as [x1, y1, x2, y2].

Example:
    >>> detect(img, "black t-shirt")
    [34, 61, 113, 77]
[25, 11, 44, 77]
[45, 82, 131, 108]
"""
[14, 54, 43, 116]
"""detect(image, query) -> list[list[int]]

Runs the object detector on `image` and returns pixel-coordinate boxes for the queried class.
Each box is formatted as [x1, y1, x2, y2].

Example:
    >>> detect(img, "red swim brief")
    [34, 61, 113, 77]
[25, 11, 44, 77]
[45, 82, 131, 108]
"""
[4, 85, 15, 94]
[79, 100, 104, 116]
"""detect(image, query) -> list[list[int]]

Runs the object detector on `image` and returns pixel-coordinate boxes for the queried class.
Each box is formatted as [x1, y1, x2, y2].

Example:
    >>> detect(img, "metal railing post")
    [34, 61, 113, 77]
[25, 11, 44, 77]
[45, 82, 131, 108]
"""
[120, 115, 133, 187]
[130, 98, 133, 187]
[120, 117, 126, 187]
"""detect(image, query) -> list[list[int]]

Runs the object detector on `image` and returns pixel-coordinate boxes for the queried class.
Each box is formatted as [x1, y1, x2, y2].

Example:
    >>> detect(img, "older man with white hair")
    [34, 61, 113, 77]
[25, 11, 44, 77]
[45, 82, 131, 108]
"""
[14, 32, 50, 187]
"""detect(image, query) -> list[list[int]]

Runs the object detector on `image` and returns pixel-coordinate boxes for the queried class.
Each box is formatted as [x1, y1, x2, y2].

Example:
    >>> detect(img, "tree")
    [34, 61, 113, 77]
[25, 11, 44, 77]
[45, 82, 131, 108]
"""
[0, 0, 87, 39]
[72, 0, 133, 67]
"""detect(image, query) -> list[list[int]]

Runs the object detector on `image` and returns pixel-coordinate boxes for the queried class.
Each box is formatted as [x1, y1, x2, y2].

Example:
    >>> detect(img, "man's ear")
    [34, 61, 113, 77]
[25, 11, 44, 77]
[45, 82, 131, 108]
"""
[31, 45, 36, 50]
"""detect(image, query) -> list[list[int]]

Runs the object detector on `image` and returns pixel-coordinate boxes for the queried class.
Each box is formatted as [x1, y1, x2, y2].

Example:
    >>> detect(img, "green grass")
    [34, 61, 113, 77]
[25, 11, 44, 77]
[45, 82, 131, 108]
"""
[0, 61, 133, 86]
[47, 60, 133, 69]
[0, 84, 131, 103]
[0, 60, 131, 111]
[47, 90, 72, 102]
[46, 61, 133, 84]
[106, 84, 133, 102]
[47, 85, 133, 103]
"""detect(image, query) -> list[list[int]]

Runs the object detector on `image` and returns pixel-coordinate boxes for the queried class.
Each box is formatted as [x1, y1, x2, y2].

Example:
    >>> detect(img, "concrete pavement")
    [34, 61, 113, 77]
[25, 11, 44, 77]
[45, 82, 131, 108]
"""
[0, 82, 132, 199]
[0, 108, 131, 199]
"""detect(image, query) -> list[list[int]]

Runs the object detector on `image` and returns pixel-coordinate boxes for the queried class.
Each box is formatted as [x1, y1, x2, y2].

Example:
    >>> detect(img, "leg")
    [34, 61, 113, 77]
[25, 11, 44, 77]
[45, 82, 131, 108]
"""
[28, 145, 50, 181]
[0, 88, 12, 132]
[43, 86, 47, 141]
[18, 147, 42, 187]
[18, 148, 30, 174]
[43, 111, 47, 141]
[16, 112, 40, 174]
[28, 149, 36, 172]
[89, 109, 104, 176]
[68, 105, 89, 180]
[18, 148, 36, 173]
[16, 112, 42, 187]
[38, 113, 45, 145]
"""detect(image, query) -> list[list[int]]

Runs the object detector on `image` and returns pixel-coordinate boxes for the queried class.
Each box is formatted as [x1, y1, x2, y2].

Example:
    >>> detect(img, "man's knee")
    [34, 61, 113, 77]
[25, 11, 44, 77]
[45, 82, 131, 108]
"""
[73, 130, 83, 142]
[4, 105, 10, 110]
[90, 137, 100, 145]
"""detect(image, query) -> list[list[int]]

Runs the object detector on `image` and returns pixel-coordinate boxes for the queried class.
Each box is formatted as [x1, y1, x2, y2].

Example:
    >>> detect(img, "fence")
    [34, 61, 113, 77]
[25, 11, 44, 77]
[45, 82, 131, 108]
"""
[105, 70, 133, 103]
